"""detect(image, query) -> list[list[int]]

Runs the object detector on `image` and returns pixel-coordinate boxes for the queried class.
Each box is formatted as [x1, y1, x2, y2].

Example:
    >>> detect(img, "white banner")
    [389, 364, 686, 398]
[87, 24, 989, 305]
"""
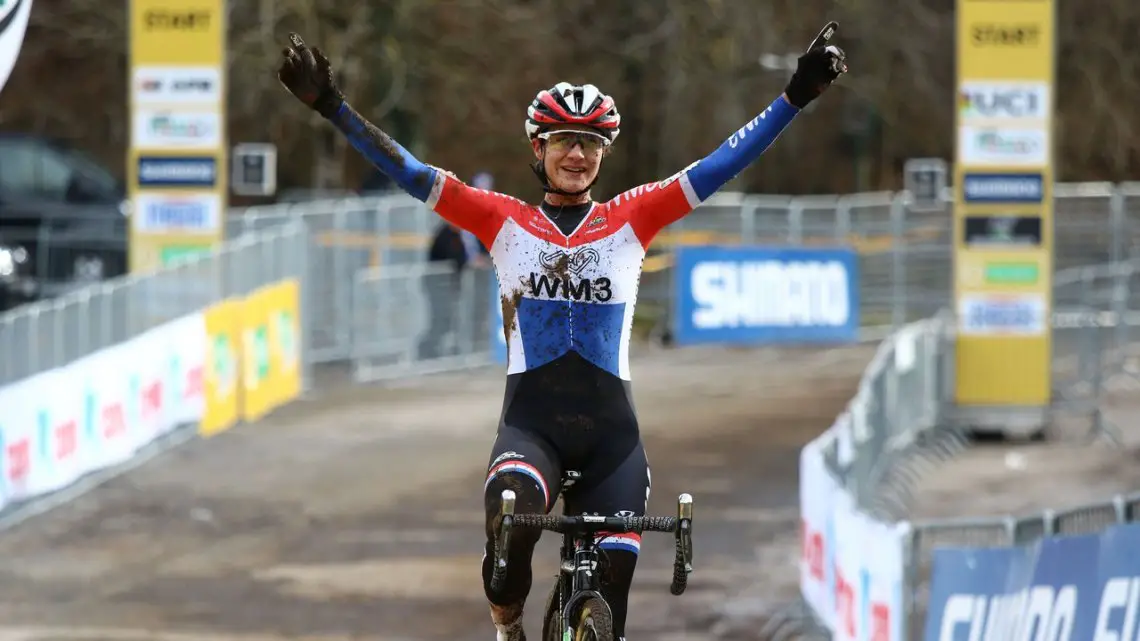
[800, 423, 910, 641]
[0, 311, 206, 508]
[831, 490, 909, 641]
[0, 0, 33, 95]
[800, 436, 838, 628]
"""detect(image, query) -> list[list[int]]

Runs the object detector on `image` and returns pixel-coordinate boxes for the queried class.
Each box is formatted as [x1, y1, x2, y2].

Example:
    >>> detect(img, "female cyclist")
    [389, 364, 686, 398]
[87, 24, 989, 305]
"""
[277, 26, 847, 641]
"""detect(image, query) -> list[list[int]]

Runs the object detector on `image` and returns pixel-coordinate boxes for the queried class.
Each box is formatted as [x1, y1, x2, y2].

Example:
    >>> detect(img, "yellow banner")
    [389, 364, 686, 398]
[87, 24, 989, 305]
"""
[954, 0, 1055, 406]
[200, 299, 240, 436]
[265, 279, 302, 410]
[239, 278, 302, 422]
[241, 286, 273, 423]
[128, 0, 227, 275]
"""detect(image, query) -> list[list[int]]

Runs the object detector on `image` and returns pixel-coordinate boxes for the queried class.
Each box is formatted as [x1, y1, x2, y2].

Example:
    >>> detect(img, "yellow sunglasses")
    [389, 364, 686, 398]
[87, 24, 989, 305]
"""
[538, 130, 608, 154]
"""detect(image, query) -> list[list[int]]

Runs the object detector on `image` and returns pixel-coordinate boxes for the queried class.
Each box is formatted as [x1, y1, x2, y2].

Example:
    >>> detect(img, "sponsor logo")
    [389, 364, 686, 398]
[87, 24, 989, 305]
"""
[144, 9, 212, 31]
[37, 408, 77, 464]
[134, 110, 221, 149]
[958, 126, 1047, 166]
[958, 294, 1046, 336]
[101, 398, 127, 440]
[962, 172, 1044, 203]
[137, 156, 217, 187]
[539, 248, 599, 276]
[133, 67, 221, 105]
[491, 451, 524, 466]
[134, 193, 221, 233]
[528, 273, 612, 302]
[4, 431, 29, 490]
[963, 215, 1043, 247]
[970, 23, 1041, 47]
[728, 105, 774, 148]
[690, 260, 852, 329]
[958, 81, 1048, 120]
[530, 248, 612, 302]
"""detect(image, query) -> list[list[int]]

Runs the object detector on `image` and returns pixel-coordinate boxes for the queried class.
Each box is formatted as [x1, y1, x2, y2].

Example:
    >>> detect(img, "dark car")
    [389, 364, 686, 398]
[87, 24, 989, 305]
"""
[0, 133, 129, 311]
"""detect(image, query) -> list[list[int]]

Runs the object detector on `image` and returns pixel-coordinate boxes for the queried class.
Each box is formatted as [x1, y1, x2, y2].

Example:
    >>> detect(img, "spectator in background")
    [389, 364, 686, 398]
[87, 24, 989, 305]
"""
[420, 220, 473, 359]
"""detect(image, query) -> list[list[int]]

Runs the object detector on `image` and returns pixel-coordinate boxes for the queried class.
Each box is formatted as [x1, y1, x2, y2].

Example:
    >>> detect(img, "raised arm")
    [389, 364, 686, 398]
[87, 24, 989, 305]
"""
[685, 94, 801, 204]
[276, 33, 438, 201]
[689, 22, 848, 201]
[618, 23, 849, 243]
[330, 103, 438, 202]
[276, 33, 512, 245]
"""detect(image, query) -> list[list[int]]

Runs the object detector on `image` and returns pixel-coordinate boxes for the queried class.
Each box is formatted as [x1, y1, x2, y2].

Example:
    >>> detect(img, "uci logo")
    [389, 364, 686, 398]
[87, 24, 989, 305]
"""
[958, 82, 1048, 120]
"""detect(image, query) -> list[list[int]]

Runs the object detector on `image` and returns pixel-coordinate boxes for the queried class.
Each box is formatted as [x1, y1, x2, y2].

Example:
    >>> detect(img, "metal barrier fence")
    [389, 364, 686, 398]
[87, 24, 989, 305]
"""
[352, 262, 496, 382]
[4, 185, 1140, 638]
[0, 221, 308, 386]
[223, 181, 1140, 376]
[9, 182, 1140, 403]
[822, 256, 1140, 640]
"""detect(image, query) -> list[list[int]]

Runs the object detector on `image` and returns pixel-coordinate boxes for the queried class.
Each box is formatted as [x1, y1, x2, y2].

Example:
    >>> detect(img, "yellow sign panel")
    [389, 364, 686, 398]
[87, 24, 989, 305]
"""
[130, 0, 224, 65]
[241, 286, 273, 423]
[239, 279, 302, 422]
[954, 0, 1054, 406]
[128, 0, 227, 275]
[201, 298, 240, 436]
[264, 279, 302, 409]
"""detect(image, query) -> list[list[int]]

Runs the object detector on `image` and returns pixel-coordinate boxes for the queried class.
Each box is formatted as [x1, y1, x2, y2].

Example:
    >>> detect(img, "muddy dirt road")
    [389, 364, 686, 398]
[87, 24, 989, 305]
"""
[0, 344, 874, 641]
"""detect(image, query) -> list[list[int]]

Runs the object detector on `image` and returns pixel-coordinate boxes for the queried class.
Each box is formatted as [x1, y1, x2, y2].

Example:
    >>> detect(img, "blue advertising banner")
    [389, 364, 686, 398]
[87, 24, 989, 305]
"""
[923, 522, 1140, 641]
[672, 246, 859, 346]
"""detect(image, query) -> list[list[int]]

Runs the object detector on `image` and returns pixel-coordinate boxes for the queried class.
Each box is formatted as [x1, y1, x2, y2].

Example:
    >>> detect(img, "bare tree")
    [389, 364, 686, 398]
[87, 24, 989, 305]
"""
[4, 0, 1137, 197]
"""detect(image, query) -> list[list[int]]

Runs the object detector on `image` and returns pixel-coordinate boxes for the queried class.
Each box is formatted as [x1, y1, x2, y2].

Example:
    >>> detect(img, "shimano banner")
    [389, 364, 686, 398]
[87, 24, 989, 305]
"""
[0, 0, 32, 94]
[673, 246, 859, 345]
[923, 522, 1140, 641]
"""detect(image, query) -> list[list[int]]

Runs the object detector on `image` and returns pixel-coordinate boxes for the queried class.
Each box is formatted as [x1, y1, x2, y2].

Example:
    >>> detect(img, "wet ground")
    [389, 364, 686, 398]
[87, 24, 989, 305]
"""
[0, 344, 875, 641]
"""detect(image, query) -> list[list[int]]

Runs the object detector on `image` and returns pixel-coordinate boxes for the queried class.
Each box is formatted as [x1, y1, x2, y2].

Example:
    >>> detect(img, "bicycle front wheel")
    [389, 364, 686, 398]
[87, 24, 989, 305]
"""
[541, 581, 560, 641]
[570, 597, 614, 641]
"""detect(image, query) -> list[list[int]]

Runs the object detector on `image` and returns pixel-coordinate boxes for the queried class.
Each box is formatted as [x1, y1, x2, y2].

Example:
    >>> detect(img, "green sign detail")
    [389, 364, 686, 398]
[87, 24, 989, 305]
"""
[212, 334, 236, 394]
[985, 262, 1039, 285]
[273, 309, 297, 369]
[252, 325, 270, 381]
[160, 244, 212, 267]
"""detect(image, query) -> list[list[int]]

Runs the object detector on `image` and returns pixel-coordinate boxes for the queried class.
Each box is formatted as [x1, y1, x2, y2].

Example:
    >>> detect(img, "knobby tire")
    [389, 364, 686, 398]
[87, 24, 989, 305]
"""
[541, 581, 561, 641]
[571, 596, 613, 641]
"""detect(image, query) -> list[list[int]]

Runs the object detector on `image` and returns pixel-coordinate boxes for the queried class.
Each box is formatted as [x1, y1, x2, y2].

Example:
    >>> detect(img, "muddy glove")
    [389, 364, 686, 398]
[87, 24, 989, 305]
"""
[784, 22, 849, 109]
[277, 32, 344, 119]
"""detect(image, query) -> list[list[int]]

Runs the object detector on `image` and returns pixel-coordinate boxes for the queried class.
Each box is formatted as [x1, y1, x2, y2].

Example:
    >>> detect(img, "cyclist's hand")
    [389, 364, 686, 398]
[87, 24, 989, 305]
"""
[277, 32, 344, 119]
[784, 21, 849, 109]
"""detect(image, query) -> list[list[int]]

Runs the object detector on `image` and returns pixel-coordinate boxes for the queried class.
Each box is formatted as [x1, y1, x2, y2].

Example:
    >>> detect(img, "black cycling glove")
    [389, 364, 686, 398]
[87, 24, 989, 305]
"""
[277, 32, 345, 119]
[784, 22, 849, 109]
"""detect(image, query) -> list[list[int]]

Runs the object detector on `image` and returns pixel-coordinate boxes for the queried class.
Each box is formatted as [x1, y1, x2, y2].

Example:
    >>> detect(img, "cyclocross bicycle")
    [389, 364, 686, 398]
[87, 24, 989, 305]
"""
[490, 473, 694, 641]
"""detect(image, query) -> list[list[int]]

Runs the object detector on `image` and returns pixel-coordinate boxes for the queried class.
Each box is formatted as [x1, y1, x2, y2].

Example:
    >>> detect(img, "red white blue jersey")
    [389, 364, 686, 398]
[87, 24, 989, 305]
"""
[330, 93, 798, 386]
[426, 169, 700, 381]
